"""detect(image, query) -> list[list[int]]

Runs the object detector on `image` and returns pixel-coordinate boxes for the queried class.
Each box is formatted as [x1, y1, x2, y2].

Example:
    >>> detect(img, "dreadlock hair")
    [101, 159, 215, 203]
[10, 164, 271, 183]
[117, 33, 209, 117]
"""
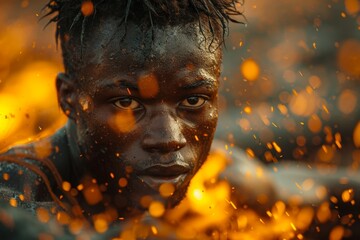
[43, 0, 245, 76]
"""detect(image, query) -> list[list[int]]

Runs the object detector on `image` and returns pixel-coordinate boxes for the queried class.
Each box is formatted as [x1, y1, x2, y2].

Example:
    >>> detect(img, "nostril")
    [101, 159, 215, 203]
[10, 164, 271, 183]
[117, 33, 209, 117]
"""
[142, 137, 186, 153]
[142, 112, 186, 152]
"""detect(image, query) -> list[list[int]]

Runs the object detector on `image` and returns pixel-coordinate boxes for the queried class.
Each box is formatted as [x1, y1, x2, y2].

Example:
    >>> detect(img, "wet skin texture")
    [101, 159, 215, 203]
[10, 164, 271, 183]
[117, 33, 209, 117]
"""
[57, 19, 222, 215]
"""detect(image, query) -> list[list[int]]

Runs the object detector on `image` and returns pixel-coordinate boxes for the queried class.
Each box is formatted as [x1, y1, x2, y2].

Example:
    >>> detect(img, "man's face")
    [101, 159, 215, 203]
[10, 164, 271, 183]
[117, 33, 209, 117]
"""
[64, 18, 221, 214]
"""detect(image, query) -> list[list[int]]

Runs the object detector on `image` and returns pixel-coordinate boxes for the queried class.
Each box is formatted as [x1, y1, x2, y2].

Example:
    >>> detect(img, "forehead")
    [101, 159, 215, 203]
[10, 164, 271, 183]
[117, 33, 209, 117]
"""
[74, 18, 222, 87]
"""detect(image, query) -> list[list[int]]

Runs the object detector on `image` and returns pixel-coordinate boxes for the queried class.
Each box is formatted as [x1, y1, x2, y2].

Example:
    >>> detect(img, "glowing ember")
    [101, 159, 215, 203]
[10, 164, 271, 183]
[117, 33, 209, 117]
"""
[159, 183, 175, 197]
[36, 207, 50, 223]
[83, 184, 103, 205]
[56, 212, 70, 225]
[1, 1, 360, 239]
[345, 0, 360, 15]
[329, 226, 345, 240]
[109, 110, 136, 133]
[341, 189, 354, 202]
[138, 73, 159, 99]
[354, 121, 360, 148]
[9, 198, 17, 207]
[94, 215, 109, 233]
[149, 201, 165, 217]
[81, 0, 94, 16]
[240, 59, 260, 81]
[2, 173, 9, 181]
[338, 89, 357, 114]
[62, 181, 71, 192]
[118, 178, 128, 188]
[337, 39, 360, 77]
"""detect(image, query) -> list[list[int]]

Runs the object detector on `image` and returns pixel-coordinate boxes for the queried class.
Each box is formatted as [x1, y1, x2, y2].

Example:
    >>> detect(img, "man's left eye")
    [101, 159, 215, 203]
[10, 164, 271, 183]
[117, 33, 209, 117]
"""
[180, 96, 206, 108]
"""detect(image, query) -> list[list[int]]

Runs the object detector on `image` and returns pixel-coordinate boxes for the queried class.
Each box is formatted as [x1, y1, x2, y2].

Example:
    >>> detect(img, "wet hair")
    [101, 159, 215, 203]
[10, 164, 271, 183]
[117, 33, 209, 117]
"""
[43, 0, 245, 75]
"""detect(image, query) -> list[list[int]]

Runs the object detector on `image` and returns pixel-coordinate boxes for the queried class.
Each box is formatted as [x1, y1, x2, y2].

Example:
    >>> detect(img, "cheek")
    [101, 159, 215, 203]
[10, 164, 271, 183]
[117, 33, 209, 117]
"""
[189, 103, 218, 136]
[185, 106, 218, 167]
[76, 109, 129, 146]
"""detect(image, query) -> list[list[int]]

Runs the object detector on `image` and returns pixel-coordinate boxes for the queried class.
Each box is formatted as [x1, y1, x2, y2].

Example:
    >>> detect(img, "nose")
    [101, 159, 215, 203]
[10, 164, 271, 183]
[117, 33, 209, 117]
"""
[142, 112, 187, 153]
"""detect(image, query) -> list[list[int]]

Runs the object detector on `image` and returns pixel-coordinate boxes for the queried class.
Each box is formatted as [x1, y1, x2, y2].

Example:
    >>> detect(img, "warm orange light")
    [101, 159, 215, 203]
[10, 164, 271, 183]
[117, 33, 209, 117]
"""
[109, 110, 136, 133]
[240, 59, 260, 81]
[138, 73, 159, 99]
[159, 183, 175, 197]
[62, 181, 72, 192]
[337, 39, 360, 77]
[341, 189, 354, 202]
[118, 178, 128, 188]
[238, 118, 251, 132]
[316, 202, 331, 223]
[244, 106, 252, 114]
[83, 184, 103, 205]
[329, 226, 345, 240]
[34, 139, 53, 159]
[345, 0, 360, 15]
[317, 145, 335, 162]
[354, 121, 360, 148]
[9, 198, 17, 207]
[94, 215, 108, 233]
[308, 114, 322, 133]
[36, 207, 50, 223]
[308, 75, 321, 89]
[57, 211, 71, 225]
[149, 201, 165, 217]
[2, 173, 9, 181]
[81, 0, 94, 16]
[289, 90, 318, 116]
[338, 89, 357, 114]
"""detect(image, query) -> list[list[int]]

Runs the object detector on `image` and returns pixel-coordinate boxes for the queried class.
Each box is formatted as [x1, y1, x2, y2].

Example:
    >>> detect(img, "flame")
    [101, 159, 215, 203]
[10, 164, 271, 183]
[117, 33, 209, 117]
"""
[1, 1, 359, 238]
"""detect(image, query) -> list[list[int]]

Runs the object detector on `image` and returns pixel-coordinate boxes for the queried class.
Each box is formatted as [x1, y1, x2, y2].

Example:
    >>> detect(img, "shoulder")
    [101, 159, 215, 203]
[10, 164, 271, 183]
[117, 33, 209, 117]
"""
[0, 136, 63, 212]
[209, 139, 277, 213]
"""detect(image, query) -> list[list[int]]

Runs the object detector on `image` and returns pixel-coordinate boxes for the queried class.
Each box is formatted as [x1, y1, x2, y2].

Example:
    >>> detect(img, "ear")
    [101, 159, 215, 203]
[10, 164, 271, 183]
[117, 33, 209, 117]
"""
[56, 73, 77, 120]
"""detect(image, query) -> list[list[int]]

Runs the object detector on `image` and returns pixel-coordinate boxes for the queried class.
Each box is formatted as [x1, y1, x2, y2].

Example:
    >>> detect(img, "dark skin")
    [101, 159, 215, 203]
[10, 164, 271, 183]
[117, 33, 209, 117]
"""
[0, 17, 275, 218]
[1, 15, 360, 239]
[58, 19, 222, 216]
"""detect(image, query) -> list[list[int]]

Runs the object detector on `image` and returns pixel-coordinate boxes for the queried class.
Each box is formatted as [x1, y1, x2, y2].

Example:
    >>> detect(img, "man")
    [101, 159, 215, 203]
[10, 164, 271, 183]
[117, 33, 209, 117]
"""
[0, 0, 359, 239]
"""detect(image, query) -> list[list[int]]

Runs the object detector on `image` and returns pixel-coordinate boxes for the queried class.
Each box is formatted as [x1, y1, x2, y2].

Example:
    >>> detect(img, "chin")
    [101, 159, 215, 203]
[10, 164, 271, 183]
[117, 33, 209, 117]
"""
[166, 181, 191, 209]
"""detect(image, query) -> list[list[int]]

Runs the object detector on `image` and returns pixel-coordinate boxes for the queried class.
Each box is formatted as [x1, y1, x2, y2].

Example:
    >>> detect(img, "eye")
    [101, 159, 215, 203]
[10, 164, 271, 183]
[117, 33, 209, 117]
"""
[180, 96, 207, 108]
[113, 97, 142, 110]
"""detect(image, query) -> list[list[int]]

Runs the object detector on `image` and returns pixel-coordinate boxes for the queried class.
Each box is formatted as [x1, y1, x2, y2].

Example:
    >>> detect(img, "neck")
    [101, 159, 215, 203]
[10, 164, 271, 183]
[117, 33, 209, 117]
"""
[65, 120, 88, 184]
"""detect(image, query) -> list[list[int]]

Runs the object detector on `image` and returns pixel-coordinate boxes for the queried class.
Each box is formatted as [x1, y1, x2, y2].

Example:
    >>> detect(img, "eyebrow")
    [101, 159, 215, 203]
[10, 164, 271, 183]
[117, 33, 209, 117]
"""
[99, 80, 139, 91]
[181, 79, 217, 90]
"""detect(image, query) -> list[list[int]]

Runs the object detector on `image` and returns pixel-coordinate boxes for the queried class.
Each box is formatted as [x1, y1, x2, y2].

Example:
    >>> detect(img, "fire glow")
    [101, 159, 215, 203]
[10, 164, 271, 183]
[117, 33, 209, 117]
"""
[0, 0, 360, 239]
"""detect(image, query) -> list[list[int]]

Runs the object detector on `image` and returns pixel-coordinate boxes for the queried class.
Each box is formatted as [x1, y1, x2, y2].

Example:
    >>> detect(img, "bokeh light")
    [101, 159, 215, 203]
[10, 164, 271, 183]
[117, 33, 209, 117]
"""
[1, 0, 360, 239]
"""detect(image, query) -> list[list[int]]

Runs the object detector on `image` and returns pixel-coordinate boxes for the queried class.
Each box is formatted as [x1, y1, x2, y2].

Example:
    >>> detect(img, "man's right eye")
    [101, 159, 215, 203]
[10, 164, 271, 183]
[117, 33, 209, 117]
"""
[113, 98, 142, 110]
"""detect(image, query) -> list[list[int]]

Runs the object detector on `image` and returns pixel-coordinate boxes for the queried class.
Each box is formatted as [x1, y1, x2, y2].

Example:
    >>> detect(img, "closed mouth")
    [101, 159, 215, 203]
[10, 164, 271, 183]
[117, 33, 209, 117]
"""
[138, 164, 190, 191]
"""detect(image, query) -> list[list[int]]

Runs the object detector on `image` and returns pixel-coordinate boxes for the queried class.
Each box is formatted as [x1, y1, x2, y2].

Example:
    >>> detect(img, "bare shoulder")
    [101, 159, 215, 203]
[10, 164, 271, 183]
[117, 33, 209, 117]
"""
[0, 141, 56, 210]
[209, 139, 277, 213]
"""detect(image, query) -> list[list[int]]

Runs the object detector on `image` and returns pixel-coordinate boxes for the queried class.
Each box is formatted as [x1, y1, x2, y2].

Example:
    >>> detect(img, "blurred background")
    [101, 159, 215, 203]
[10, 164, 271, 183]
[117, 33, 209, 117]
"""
[0, 0, 359, 167]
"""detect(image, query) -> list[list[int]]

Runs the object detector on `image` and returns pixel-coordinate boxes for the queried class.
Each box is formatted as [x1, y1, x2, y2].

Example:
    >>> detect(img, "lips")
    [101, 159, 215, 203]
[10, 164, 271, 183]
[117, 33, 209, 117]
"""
[138, 164, 190, 191]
